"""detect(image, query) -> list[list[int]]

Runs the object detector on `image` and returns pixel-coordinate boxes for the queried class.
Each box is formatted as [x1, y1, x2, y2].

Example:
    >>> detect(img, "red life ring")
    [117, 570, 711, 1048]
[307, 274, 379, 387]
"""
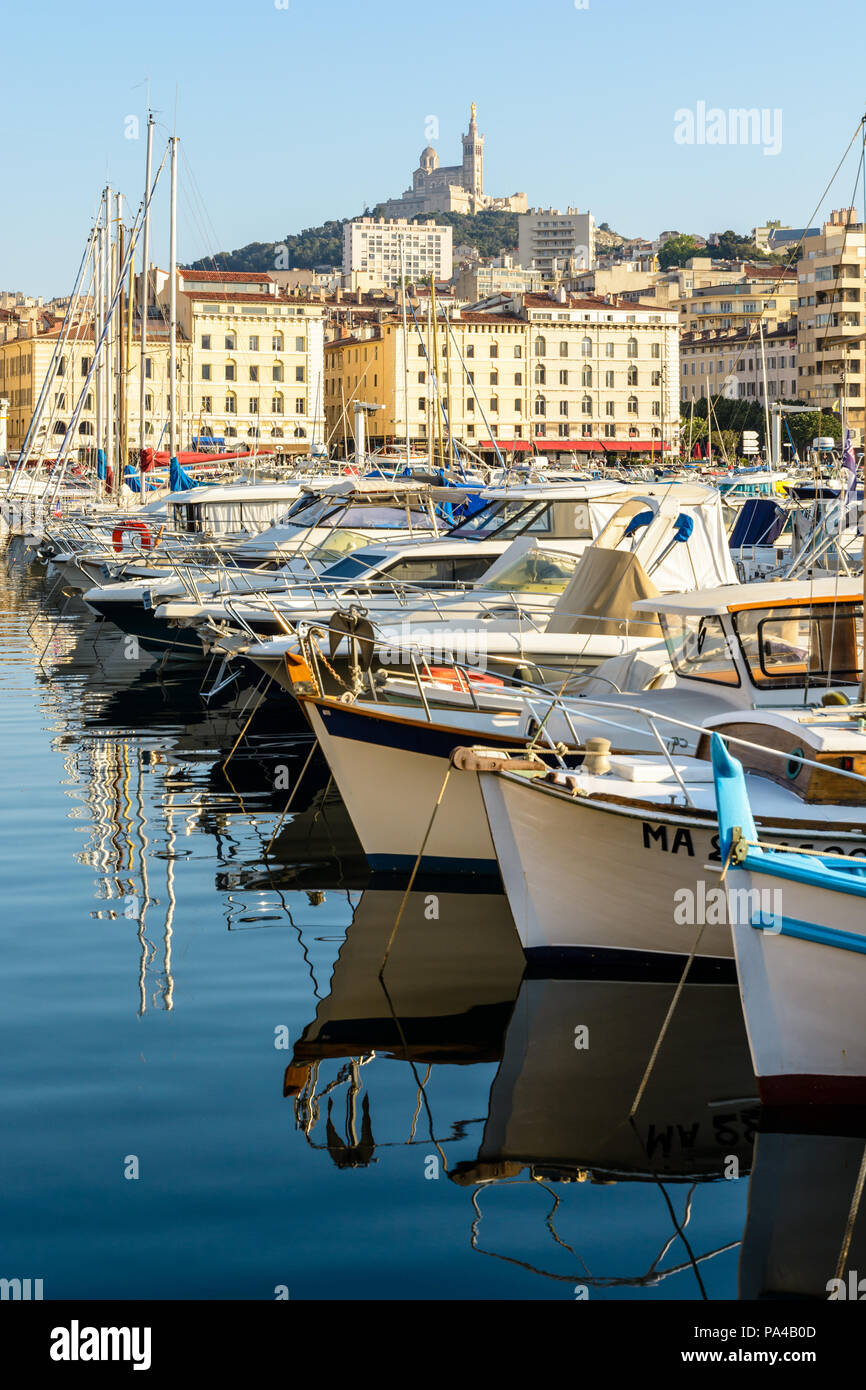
[112, 519, 153, 554]
[423, 666, 504, 691]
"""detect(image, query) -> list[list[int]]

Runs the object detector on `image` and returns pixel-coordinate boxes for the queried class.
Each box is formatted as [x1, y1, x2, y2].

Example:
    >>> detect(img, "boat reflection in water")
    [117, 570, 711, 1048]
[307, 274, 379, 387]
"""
[285, 886, 758, 1290]
[740, 1115, 866, 1301]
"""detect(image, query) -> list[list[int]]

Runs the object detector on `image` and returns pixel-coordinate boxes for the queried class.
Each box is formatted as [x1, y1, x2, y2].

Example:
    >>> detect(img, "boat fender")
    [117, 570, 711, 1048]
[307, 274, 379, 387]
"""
[450, 746, 544, 774]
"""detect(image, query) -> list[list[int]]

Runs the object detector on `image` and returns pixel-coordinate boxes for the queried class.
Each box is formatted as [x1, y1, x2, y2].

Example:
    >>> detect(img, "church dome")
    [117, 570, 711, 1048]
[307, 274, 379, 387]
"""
[419, 145, 439, 171]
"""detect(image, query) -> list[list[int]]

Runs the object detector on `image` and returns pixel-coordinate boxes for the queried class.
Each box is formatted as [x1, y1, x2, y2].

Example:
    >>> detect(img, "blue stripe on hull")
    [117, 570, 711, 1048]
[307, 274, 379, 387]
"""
[751, 914, 866, 955]
[317, 702, 493, 761]
[523, 944, 736, 983]
[367, 852, 501, 880]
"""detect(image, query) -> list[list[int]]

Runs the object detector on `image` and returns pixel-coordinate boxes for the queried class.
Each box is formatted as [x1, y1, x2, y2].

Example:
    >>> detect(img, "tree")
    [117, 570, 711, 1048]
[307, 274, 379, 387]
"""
[658, 235, 701, 269]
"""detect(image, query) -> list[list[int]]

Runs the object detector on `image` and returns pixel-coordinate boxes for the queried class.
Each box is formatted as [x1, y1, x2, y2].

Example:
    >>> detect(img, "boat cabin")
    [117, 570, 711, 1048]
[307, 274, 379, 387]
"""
[633, 579, 864, 708]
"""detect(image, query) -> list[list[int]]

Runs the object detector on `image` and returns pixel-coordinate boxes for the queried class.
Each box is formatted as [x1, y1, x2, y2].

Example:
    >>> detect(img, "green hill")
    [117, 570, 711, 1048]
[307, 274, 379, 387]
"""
[186, 208, 521, 274]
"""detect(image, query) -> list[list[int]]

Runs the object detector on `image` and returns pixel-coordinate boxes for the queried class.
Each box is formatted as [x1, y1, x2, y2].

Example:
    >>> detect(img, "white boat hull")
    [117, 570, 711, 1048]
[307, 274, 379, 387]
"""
[479, 771, 866, 970]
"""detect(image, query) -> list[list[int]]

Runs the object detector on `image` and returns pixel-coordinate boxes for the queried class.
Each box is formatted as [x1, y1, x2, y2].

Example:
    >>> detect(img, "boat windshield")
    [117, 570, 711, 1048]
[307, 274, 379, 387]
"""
[448, 498, 550, 538]
[732, 602, 863, 689]
[327, 504, 436, 531]
[483, 549, 579, 594]
[306, 531, 374, 565]
[659, 613, 741, 686]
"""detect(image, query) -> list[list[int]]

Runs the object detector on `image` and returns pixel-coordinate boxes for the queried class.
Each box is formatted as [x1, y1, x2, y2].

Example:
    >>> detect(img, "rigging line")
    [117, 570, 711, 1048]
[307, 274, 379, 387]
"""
[834, 1139, 866, 1285]
[700, 115, 866, 448]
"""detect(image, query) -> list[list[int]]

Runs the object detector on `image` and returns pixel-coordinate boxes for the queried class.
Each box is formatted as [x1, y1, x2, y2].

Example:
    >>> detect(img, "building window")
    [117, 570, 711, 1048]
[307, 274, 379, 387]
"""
[202, 335, 211, 350]
[249, 366, 259, 382]
[490, 342, 499, 358]
[514, 424, 522, 436]
[627, 365, 638, 386]
[418, 397, 426, 411]
[605, 401, 615, 417]
[559, 400, 568, 417]
[514, 345, 522, 358]
[272, 333, 283, 351]
[295, 366, 305, 382]
[604, 423, 616, 438]
[627, 336, 638, 357]
[225, 396, 236, 413]
[605, 342, 614, 358]
[582, 423, 593, 437]
[652, 401, 661, 416]
[271, 394, 283, 414]
[272, 363, 283, 382]
[651, 343, 661, 358]
[144, 358, 152, 379]
[80, 356, 91, 375]
[534, 396, 546, 416]
[490, 397, 499, 412]
[202, 364, 212, 381]
[490, 370, 499, 385]
[467, 398, 475, 413]
[295, 336, 305, 351]
[514, 399, 522, 414]
[144, 393, 153, 411]
[534, 336, 547, 357]
[581, 336, 592, 356]
[582, 365, 592, 387]
[582, 395, 592, 415]
[559, 369, 568, 386]
[249, 335, 259, 351]
[604, 370, 614, 388]
[466, 343, 475, 358]
[559, 342, 569, 358]
[225, 362, 236, 381]
[627, 395, 638, 415]
[225, 334, 236, 351]
[201, 396, 212, 411]
[296, 397, 306, 413]
[514, 371, 523, 386]
[418, 345, 425, 357]
[535, 364, 546, 385]
[535, 423, 547, 437]
[651, 370, 661, 386]
[249, 398, 259, 413]
[558, 423, 569, 437]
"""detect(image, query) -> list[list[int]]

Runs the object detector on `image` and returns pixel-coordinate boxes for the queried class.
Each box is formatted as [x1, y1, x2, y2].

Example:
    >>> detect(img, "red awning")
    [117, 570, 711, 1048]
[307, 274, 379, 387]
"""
[479, 439, 670, 454]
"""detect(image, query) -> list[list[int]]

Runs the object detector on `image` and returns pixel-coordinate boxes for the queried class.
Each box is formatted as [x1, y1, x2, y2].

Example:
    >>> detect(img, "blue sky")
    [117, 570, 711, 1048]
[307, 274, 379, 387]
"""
[3, 0, 866, 296]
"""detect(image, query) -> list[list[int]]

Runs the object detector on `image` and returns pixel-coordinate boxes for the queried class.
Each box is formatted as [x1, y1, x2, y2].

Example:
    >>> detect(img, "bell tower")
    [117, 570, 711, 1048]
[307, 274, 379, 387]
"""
[461, 102, 484, 199]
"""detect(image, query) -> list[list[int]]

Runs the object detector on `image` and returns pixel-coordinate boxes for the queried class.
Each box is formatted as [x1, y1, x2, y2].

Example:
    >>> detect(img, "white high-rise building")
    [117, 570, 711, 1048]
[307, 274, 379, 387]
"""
[342, 218, 453, 288]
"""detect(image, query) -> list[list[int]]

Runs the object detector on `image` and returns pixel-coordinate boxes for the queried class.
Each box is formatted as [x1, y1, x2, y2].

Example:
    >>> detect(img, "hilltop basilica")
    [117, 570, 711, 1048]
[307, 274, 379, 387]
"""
[380, 105, 528, 219]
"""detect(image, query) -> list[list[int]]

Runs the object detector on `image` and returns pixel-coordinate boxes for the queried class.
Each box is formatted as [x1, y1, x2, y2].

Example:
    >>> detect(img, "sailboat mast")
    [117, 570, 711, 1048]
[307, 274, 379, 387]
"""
[94, 213, 104, 480]
[399, 236, 410, 464]
[139, 113, 154, 461]
[104, 186, 114, 494]
[168, 135, 179, 460]
[759, 319, 772, 466]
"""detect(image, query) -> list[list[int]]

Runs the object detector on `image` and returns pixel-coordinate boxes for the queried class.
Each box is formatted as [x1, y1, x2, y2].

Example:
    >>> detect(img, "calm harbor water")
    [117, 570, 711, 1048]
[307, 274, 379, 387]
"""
[0, 538, 810, 1301]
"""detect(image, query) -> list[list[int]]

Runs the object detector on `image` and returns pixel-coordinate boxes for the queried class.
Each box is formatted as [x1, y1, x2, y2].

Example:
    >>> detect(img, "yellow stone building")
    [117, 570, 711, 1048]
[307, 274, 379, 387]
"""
[324, 290, 679, 459]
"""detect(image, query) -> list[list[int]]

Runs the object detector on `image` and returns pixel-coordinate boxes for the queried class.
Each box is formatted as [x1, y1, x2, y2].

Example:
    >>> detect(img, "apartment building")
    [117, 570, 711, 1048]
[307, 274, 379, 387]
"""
[1, 269, 327, 456]
[324, 289, 678, 459]
[518, 208, 596, 280]
[678, 265, 798, 334]
[796, 208, 866, 437]
[342, 218, 453, 289]
[0, 314, 184, 454]
[454, 255, 544, 303]
[679, 325, 798, 405]
[168, 269, 325, 448]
